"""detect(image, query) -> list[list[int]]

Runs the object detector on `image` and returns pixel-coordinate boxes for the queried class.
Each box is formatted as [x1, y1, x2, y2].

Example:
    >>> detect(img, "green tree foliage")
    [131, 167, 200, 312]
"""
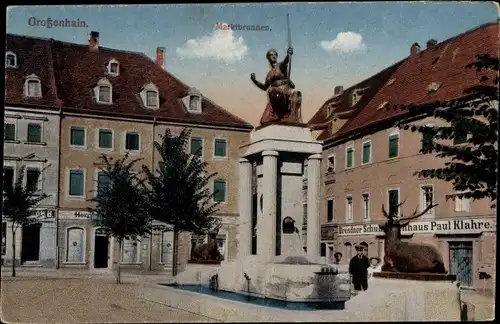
[89, 153, 151, 283]
[141, 128, 221, 276]
[397, 54, 498, 207]
[2, 166, 48, 277]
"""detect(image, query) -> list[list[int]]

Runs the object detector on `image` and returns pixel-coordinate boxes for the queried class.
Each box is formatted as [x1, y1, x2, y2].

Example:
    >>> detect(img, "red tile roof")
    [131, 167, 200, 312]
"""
[329, 21, 499, 142]
[5, 34, 253, 130]
[307, 61, 402, 131]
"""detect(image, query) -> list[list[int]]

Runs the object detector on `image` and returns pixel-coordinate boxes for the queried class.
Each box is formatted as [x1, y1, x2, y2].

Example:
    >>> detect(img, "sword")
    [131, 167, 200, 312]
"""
[286, 13, 292, 80]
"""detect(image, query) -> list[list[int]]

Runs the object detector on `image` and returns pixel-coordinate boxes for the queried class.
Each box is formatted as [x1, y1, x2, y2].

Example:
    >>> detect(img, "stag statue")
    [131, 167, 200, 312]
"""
[380, 200, 447, 274]
[191, 220, 223, 261]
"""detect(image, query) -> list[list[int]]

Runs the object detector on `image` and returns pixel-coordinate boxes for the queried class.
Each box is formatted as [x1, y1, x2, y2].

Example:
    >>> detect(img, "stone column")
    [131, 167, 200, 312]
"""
[260, 150, 279, 262]
[238, 158, 252, 259]
[307, 153, 322, 262]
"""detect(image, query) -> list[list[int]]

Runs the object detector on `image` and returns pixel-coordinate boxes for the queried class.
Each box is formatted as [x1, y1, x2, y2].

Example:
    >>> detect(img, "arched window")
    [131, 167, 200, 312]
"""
[345, 242, 353, 260]
[24, 74, 42, 98]
[161, 231, 174, 264]
[66, 227, 85, 263]
[5, 51, 17, 68]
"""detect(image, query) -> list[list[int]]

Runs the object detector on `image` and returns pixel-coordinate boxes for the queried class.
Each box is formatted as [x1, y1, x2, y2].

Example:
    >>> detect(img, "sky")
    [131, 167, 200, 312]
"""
[6, 3, 499, 125]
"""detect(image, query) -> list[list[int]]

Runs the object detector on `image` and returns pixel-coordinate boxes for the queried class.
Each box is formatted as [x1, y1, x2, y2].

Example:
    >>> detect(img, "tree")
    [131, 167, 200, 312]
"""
[141, 128, 221, 276]
[2, 166, 48, 277]
[89, 153, 151, 284]
[397, 54, 498, 207]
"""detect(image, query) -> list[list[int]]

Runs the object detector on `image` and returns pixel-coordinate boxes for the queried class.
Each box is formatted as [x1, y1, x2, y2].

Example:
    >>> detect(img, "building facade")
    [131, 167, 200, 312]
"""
[3, 35, 61, 267]
[4, 32, 253, 272]
[307, 22, 498, 292]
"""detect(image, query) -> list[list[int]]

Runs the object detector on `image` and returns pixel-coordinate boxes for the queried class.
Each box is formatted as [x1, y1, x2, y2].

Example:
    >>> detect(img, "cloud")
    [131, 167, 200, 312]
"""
[176, 25, 248, 63]
[319, 32, 367, 54]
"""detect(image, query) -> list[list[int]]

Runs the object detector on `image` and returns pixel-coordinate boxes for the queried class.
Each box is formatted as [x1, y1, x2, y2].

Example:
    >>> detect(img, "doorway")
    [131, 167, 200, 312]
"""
[449, 241, 473, 287]
[21, 223, 41, 263]
[93, 233, 109, 268]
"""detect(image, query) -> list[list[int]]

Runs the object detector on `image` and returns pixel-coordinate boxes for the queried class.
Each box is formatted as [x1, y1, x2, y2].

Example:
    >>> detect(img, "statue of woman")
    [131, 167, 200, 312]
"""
[250, 47, 302, 126]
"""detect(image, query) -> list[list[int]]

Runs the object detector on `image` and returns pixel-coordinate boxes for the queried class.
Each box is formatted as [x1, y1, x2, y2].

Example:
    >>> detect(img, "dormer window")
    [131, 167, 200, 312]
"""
[5, 51, 17, 68]
[107, 58, 120, 76]
[146, 91, 158, 107]
[350, 87, 369, 107]
[24, 74, 42, 98]
[94, 78, 113, 104]
[189, 95, 200, 111]
[139, 82, 160, 109]
[183, 88, 202, 113]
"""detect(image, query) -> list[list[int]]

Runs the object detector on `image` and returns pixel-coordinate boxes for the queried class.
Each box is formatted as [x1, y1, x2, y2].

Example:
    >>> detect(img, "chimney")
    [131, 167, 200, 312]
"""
[88, 31, 99, 51]
[156, 47, 165, 70]
[334, 86, 344, 96]
[426, 39, 438, 49]
[410, 42, 421, 56]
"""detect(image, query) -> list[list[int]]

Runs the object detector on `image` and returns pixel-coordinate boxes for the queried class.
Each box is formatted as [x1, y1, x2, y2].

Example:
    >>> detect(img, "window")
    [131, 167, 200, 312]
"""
[109, 63, 119, 74]
[95, 78, 113, 104]
[346, 196, 353, 221]
[213, 180, 227, 202]
[190, 234, 205, 260]
[454, 192, 471, 212]
[453, 130, 467, 145]
[189, 95, 200, 112]
[190, 137, 204, 158]
[96, 171, 110, 197]
[161, 231, 174, 264]
[98, 86, 111, 103]
[3, 167, 15, 192]
[388, 134, 399, 158]
[216, 234, 227, 261]
[98, 129, 113, 149]
[388, 189, 400, 216]
[362, 193, 370, 219]
[121, 239, 139, 263]
[327, 198, 334, 222]
[346, 145, 354, 168]
[70, 127, 85, 146]
[66, 228, 85, 263]
[26, 168, 41, 192]
[4, 123, 15, 141]
[421, 127, 434, 151]
[420, 185, 434, 214]
[27, 123, 42, 142]
[69, 170, 85, 197]
[125, 132, 140, 151]
[303, 202, 308, 225]
[27, 79, 42, 97]
[214, 139, 227, 158]
[146, 90, 158, 108]
[327, 155, 335, 173]
[5, 52, 17, 68]
[320, 243, 326, 257]
[362, 141, 371, 164]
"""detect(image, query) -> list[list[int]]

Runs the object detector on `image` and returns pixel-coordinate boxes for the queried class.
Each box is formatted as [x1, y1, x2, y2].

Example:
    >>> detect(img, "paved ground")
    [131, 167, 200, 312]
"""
[1, 273, 216, 323]
[0, 269, 495, 322]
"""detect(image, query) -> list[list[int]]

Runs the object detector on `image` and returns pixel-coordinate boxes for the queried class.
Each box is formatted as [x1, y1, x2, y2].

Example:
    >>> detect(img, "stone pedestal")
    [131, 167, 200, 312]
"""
[360, 272, 462, 321]
[238, 124, 323, 261]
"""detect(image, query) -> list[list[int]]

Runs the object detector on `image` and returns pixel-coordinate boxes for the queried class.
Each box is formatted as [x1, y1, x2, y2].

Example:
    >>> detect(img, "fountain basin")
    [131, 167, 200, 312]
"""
[160, 284, 346, 310]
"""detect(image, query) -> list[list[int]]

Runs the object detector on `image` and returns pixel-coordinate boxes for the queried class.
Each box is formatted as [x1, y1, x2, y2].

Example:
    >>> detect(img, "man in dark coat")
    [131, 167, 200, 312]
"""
[349, 245, 370, 291]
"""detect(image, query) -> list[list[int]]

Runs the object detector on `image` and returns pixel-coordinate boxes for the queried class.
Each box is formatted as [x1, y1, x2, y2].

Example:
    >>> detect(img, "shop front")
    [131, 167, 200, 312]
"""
[335, 217, 496, 291]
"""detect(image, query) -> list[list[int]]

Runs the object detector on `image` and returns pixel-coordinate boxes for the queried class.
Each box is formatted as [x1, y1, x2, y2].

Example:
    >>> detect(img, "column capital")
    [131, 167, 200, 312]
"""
[308, 153, 322, 160]
[262, 150, 279, 157]
[239, 157, 251, 164]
